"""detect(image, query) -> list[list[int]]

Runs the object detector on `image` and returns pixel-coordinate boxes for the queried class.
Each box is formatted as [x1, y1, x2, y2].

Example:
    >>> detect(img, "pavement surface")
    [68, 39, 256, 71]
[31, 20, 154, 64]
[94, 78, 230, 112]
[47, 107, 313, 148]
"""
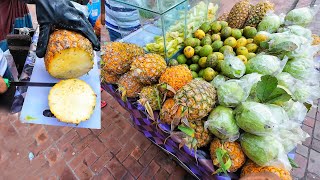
[0, 1, 319, 180]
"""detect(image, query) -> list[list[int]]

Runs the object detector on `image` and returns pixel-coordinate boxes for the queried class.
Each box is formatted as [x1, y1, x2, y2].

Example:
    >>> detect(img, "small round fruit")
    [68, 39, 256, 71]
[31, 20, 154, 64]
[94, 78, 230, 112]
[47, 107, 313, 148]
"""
[201, 36, 212, 46]
[177, 54, 187, 64]
[190, 64, 200, 72]
[246, 43, 258, 53]
[194, 46, 202, 55]
[247, 38, 254, 44]
[236, 46, 249, 56]
[184, 46, 195, 58]
[198, 69, 204, 77]
[220, 21, 228, 29]
[192, 55, 200, 63]
[198, 57, 207, 68]
[200, 22, 211, 33]
[211, 34, 221, 41]
[206, 53, 218, 68]
[199, 45, 213, 57]
[194, 29, 206, 40]
[224, 37, 237, 48]
[219, 45, 233, 54]
[243, 26, 257, 39]
[231, 29, 242, 39]
[168, 59, 179, 66]
[245, 52, 256, 60]
[221, 27, 232, 39]
[211, 21, 222, 33]
[235, 37, 247, 49]
[191, 71, 198, 78]
[211, 40, 223, 52]
[213, 52, 224, 60]
[203, 67, 217, 81]
[185, 38, 200, 47]
[253, 33, 269, 46]
[237, 55, 248, 64]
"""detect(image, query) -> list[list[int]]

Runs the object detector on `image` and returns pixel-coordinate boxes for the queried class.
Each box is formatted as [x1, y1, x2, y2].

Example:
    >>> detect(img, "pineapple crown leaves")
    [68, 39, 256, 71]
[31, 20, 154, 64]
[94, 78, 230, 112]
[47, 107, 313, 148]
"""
[213, 148, 232, 176]
[158, 83, 176, 96]
[117, 86, 128, 102]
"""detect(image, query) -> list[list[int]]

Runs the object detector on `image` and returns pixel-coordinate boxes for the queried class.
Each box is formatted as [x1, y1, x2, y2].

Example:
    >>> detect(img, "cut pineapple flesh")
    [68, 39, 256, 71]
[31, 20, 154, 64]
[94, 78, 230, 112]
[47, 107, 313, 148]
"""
[44, 29, 94, 79]
[48, 79, 96, 124]
[47, 48, 93, 79]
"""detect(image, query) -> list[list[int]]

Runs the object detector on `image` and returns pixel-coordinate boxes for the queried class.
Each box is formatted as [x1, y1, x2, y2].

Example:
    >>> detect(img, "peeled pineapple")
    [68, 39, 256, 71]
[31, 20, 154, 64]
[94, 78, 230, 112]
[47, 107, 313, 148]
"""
[45, 30, 94, 79]
[48, 79, 96, 124]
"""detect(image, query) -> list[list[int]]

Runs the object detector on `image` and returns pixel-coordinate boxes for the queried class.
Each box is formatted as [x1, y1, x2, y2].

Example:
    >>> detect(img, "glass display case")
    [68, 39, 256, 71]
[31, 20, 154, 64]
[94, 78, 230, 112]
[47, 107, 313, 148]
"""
[106, 0, 219, 60]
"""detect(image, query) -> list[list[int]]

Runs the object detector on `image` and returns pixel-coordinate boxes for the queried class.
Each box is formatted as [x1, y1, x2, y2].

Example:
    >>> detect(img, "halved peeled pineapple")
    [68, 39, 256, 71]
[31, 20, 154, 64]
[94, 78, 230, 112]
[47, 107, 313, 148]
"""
[44, 30, 94, 79]
[48, 79, 96, 124]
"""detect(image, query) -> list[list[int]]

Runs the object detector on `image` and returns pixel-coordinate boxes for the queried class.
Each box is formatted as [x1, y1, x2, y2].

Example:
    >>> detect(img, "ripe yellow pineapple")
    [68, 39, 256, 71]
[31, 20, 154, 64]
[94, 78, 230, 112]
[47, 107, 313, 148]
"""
[131, 54, 167, 85]
[45, 30, 94, 79]
[189, 121, 212, 148]
[159, 65, 193, 97]
[227, 0, 251, 28]
[101, 42, 144, 75]
[210, 138, 246, 173]
[138, 85, 162, 120]
[118, 71, 143, 101]
[48, 79, 96, 124]
[171, 79, 216, 122]
[241, 161, 292, 180]
[160, 98, 179, 125]
[101, 70, 120, 84]
[245, 1, 275, 27]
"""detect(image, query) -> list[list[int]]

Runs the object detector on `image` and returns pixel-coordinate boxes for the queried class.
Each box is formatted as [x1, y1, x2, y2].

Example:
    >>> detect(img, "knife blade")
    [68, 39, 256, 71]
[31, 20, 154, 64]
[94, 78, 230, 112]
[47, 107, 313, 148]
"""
[10, 81, 56, 87]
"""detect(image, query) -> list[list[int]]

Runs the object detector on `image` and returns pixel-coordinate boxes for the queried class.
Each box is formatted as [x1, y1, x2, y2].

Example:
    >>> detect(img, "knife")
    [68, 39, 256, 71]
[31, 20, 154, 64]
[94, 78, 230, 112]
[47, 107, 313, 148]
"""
[9, 81, 56, 87]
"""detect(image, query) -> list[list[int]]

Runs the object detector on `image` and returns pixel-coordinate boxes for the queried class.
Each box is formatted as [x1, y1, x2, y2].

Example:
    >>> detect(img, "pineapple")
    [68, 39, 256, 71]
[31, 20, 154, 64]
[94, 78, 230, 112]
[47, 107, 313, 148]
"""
[227, 0, 251, 28]
[217, 12, 229, 21]
[312, 34, 320, 45]
[245, 1, 275, 27]
[188, 121, 212, 148]
[138, 85, 162, 120]
[171, 79, 216, 122]
[159, 65, 193, 97]
[131, 54, 167, 85]
[241, 161, 292, 180]
[101, 42, 144, 75]
[210, 138, 246, 173]
[118, 71, 143, 101]
[160, 98, 176, 125]
[101, 70, 120, 84]
[48, 79, 96, 124]
[45, 30, 94, 79]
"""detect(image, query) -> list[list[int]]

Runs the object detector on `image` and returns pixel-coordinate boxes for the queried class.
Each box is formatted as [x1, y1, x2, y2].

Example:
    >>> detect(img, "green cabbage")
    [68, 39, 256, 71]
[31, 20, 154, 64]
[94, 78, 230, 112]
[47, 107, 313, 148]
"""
[281, 100, 307, 123]
[220, 55, 246, 78]
[211, 75, 228, 89]
[283, 57, 315, 80]
[258, 12, 282, 33]
[217, 80, 245, 107]
[246, 54, 281, 75]
[234, 102, 287, 135]
[205, 106, 239, 141]
[285, 7, 317, 27]
[240, 133, 280, 166]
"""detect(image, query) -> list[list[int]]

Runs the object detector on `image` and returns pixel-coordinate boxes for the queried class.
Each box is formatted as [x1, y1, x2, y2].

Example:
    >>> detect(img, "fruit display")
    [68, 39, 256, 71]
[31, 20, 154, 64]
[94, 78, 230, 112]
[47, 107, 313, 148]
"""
[44, 30, 94, 79]
[118, 71, 143, 101]
[48, 79, 96, 124]
[145, 1, 219, 58]
[101, 2, 320, 179]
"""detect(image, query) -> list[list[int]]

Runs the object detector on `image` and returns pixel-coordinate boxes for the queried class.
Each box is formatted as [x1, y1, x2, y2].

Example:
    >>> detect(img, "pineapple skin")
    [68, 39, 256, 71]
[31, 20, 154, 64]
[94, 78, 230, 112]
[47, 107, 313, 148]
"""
[245, 1, 275, 27]
[45, 30, 94, 79]
[217, 12, 229, 21]
[101, 69, 120, 84]
[172, 79, 216, 121]
[48, 79, 96, 124]
[159, 65, 193, 97]
[190, 121, 212, 148]
[118, 71, 143, 98]
[210, 138, 246, 172]
[131, 54, 167, 85]
[241, 161, 292, 180]
[101, 42, 144, 75]
[227, 0, 251, 28]
[138, 85, 161, 111]
[160, 98, 176, 124]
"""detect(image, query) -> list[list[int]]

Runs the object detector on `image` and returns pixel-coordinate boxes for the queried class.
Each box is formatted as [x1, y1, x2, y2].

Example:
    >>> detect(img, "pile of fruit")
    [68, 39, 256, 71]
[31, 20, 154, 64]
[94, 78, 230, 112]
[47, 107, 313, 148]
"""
[145, 1, 218, 58]
[101, 1, 320, 179]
